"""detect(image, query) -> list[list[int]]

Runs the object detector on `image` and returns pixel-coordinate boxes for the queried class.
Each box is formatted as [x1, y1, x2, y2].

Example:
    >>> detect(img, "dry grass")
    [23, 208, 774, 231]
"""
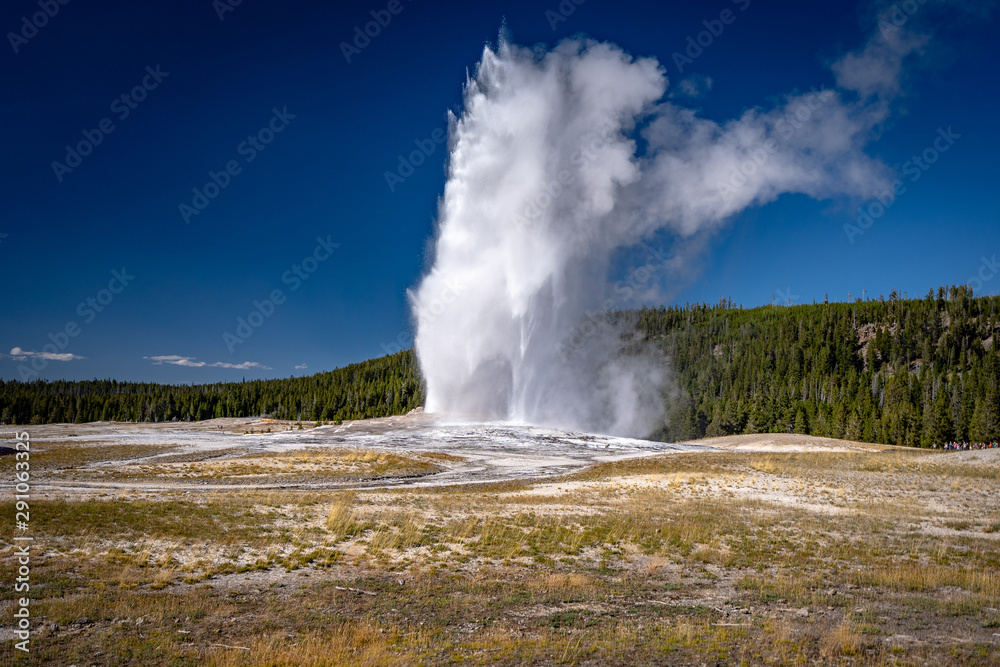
[115, 448, 445, 481]
[820, 616, 863, 659]
[15, 444, 452, 484]
[204, 623, 422, 667]
[0, 441, 176, 473]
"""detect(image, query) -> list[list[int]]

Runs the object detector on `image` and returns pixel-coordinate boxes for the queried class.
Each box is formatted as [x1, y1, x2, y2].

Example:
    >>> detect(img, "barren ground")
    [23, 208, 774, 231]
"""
[1, 413, 998, 665]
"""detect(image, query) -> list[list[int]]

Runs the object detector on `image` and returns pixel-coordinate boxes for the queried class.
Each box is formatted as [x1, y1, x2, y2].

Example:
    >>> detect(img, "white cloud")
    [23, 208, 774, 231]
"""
[294, 364, 308, 370]
[832, 27, 928, 100]
[146, 355, 196, 366]
[145, 355, 271, 370]
[9, 347, 84, 362]
[672, 74, 713, 99]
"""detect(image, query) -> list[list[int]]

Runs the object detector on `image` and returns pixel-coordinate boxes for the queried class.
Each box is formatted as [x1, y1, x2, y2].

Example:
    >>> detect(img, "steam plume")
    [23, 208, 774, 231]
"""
[410, 22, 921, 437]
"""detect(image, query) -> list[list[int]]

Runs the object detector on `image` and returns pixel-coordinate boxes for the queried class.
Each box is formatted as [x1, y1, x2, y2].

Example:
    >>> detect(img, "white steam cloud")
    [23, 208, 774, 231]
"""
[410, 19, 924, 437]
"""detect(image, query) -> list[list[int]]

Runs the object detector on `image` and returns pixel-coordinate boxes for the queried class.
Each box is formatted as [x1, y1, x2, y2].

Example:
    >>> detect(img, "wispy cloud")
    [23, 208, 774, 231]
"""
[832, 26, 928, 100]
[8, 347, 84, 362]
[294, 364, 308, 370]
[145, 355, 271, 370]
[672, 74, 713, 99]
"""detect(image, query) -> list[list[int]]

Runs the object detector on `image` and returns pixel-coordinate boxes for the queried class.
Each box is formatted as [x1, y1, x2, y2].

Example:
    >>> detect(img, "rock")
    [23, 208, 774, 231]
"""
[885, 634, 919, 646]
[796, 608, 809, 617]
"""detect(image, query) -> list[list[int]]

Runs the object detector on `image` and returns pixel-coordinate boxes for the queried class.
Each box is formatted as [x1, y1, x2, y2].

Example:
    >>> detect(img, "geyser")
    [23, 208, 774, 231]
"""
[412, 30, 911, 436]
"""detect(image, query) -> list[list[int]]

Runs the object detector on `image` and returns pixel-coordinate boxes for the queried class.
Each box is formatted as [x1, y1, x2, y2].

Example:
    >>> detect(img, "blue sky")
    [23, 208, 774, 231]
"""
[1, 0, 997, 383]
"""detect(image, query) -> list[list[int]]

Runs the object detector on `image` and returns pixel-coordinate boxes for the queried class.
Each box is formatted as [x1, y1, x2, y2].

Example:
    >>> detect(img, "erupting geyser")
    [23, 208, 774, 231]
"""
[412, 31, 908, 436]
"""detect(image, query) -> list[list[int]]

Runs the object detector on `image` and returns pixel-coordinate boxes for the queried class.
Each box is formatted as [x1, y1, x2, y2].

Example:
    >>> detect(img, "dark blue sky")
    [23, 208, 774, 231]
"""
[2, 0, 997, 383]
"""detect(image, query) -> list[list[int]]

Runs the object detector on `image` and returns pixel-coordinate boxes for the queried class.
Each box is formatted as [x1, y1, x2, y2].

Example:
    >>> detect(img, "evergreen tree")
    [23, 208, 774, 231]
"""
[4, 287, 1000, 448]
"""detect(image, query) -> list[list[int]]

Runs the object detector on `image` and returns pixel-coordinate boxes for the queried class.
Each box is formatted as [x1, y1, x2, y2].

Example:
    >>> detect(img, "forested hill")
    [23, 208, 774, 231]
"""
[636, 285, 1000, 447]
[0, 351, 423, 425]
[3, 286, 999, 448]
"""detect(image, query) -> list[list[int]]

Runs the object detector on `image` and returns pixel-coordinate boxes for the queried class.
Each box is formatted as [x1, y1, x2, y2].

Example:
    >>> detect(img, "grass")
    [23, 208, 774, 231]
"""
[0, 441, 177, 473]
[0, 438, 456, 487]
[79, 448, 450, 482]
[820, 616, 863, 659]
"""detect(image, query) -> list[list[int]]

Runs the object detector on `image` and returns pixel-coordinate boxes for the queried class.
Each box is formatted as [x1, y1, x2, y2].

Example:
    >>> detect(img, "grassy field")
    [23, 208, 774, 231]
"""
[2, 441, 999, 665]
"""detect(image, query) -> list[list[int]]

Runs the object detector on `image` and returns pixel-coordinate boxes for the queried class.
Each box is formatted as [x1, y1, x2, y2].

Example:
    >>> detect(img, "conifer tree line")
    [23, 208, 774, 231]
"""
[636, 286, 1000, 447]
[2, 286, 998, 448]
[0, 351, 423, 426]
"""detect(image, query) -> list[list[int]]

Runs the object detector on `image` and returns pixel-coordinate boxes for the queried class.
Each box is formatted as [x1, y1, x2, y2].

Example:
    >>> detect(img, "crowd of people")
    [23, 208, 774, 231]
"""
[935, 441, 1000, 451]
